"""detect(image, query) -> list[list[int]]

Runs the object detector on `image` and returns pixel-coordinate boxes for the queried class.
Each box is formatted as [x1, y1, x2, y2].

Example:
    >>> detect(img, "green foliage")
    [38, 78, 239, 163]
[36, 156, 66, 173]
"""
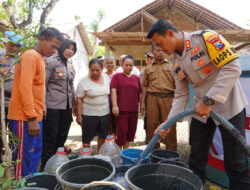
[90, 8, 105, 32]
[74, 14, 81, 22]
[0, 161, 23, 190]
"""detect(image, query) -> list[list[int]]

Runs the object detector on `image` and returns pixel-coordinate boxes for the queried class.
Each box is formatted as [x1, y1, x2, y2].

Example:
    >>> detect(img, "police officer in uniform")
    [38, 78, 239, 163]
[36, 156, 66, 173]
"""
[41, 39, 77, 169]
[0, 31, 22, 163]
[147, 19, 250, 189]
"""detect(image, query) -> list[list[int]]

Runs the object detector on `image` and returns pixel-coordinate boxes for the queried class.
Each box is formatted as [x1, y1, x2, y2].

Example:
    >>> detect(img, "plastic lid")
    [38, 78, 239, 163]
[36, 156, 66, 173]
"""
[80, 148, 91, 155]
[106, 135, 114, 141]
[56, 147, 66, 155]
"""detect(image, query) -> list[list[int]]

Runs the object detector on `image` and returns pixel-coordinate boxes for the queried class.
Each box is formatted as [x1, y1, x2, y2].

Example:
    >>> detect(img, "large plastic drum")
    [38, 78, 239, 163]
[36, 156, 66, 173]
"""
[56, 158, 115, 190]
[125, 163, 203, 190]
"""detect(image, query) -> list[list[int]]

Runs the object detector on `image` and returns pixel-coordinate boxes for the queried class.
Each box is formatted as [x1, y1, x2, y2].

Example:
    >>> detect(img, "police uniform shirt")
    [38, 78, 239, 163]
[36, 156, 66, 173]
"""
[168, 30, 248, 123]
[143, 60, 175, 94]
[0, 52, 16, 107]
[45, 54, 76, 110]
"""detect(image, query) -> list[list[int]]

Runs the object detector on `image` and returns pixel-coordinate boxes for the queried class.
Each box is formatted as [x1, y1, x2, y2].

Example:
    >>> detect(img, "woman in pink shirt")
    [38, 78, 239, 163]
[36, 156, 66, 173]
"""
[111, 55, 142, 149]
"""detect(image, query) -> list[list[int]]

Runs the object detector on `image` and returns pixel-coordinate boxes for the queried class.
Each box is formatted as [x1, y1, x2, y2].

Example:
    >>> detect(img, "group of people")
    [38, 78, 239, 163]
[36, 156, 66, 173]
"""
[0, 17, 249, 189]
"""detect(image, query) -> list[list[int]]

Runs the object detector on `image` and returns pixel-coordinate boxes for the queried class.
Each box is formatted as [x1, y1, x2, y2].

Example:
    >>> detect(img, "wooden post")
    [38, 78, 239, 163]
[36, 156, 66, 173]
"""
[105, 44, 109, 56]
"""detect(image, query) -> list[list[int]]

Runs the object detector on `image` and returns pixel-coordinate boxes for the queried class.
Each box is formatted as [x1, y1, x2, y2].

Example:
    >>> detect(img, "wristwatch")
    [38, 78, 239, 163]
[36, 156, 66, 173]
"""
[203, 96, 215, 106]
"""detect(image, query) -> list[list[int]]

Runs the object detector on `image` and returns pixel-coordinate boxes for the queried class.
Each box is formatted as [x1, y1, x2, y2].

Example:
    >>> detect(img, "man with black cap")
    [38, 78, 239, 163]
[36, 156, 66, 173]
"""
[0, 31, 23, 163]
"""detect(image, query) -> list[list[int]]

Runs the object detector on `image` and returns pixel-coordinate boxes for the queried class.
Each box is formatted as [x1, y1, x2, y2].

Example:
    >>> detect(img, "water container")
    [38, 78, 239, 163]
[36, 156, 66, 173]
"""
[78, 147, 92, 158]
[99, 135, 121, 166]
[44, 147, 69, 174]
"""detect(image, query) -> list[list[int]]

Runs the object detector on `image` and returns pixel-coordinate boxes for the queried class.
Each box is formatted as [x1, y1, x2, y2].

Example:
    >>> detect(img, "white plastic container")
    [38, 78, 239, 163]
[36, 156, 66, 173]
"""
[99, 135, 121, 166]
[44, 147, 69, 174]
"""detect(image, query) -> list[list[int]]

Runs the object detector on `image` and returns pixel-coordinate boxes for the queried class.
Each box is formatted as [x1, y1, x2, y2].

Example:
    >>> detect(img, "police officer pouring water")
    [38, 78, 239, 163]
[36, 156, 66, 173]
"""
[147, 19, 250, 189]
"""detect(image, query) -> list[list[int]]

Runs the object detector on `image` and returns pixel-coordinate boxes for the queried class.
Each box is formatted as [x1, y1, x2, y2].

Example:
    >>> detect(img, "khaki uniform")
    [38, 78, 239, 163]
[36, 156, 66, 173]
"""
[41, 54, 76, 167]
[0, 53, 16, 107]
[143, 60, 177, 150]
[169, 30, 249, 188]
[45, 54, 76, 109]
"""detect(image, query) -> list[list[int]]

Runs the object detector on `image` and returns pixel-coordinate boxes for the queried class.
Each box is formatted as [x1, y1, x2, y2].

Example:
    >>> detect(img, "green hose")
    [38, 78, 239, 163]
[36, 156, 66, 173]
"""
[138, 108, 250, 163]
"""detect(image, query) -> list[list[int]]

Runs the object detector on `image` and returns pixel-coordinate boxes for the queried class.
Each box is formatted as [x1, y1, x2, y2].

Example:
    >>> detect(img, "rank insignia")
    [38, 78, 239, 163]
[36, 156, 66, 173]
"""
[203, 66, 212, 74]
[56, 68, 63, 72]
[191, 46, 200, 55]
[174, 62, 179, 69]
[1, 60, 7, 64]
[197, 60, 206, 67]
[206, 34, 225, 51]
[185, 40, 191, 50]
[177, 70, 185, 80]
[5, 55, 9, 58]
[58, 72, 63, 77]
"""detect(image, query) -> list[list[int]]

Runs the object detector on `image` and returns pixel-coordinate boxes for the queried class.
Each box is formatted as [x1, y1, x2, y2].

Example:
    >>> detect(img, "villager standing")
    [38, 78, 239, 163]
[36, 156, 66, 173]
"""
[8, 27, 63, 178]
[111, 55, 142, 149]
[141, 44, 176, 150]
[76, 58, 110, 152]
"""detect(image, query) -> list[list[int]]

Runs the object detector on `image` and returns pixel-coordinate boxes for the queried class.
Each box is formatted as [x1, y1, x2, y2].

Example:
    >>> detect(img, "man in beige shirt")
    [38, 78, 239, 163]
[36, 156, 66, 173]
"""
[141, 44, 176, 150]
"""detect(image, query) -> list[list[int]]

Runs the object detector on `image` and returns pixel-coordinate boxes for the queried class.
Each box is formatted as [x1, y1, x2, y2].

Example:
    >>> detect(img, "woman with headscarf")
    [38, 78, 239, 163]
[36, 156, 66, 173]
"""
[41, 39, 77, 169]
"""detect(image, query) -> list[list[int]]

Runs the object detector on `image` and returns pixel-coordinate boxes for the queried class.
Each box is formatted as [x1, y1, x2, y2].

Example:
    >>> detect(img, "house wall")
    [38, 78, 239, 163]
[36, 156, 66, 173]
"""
[108, 7, 210, 69]
[67, 28, 89, 88]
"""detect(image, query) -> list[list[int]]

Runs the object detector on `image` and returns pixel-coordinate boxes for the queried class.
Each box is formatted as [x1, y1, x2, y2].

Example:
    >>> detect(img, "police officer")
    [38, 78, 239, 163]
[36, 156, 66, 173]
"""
[0, 31, 22, 163]
[147, 19, 250, 189]
[41, 39, 77, 169]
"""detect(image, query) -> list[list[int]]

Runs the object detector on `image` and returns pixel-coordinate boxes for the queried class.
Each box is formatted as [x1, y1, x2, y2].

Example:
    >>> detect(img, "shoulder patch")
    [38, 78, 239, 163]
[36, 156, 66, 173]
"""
[202, 31, 238, 68]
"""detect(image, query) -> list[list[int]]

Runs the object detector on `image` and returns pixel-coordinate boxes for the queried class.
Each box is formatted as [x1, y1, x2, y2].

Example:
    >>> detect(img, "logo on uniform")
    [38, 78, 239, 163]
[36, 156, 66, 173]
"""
[203, 66, 212, 74]
[197, 60, 206, 67]
[190, 47, 200, 55]
[206, 34, 225, 51]
[185, 40, 191, 50]
[174, 62, 179, 69]
[177, 70, 185, 80]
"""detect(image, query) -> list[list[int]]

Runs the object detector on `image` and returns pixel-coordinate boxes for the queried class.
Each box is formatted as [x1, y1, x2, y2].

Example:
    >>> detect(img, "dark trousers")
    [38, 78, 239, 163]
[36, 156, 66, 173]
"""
[188, 109, 250, 190]
[41, 108, 72, 167]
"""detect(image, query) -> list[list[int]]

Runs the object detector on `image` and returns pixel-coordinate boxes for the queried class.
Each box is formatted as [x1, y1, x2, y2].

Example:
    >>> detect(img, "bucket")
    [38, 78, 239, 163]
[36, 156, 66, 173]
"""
[112, 165, 131, 190]
[158, 160, 188, 168]
[18, 174, 58, 190]
[125, 163, 203, 190]
[120, 149, 150, 165]
[151, 149, 180, 163]
[56, 158, 115, 190]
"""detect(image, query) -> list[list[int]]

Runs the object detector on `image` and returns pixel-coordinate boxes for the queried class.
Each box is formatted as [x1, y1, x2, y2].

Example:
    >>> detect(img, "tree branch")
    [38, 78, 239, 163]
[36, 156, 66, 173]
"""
[39, 0, 60, 32]
[17, 0, 35, 29]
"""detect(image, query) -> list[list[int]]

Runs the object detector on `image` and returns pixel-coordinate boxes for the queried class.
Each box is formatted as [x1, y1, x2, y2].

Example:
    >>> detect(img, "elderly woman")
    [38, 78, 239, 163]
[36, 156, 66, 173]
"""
[111, 55, 142, 150]
[76, 58, 110, 152]
[104, 55, 116, 78]
[104, 55, 117, 135]
[41, 39, 77, 169]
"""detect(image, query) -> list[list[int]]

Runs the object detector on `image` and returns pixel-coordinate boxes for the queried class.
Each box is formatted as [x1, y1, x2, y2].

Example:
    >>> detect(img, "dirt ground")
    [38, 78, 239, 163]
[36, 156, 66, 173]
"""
[65, 117, 228, 190]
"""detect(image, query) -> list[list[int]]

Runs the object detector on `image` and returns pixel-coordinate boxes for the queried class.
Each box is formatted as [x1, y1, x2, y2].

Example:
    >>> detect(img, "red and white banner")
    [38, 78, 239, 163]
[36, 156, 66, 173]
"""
[207, 77, 250, 186]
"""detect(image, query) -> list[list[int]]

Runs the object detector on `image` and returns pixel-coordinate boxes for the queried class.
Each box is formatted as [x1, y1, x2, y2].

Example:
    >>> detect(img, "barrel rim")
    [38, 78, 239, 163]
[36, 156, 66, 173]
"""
[151, 149, 180, 161]
[124, 163, 203, 190]
[55, 157, 116, 188]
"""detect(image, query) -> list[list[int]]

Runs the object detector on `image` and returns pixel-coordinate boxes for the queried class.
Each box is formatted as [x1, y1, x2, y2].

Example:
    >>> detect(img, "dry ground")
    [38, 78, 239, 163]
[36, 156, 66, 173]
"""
[65, 117, 228, 190]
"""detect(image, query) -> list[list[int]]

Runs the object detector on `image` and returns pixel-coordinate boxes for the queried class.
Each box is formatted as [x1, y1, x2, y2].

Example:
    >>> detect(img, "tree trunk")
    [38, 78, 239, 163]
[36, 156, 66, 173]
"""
[39, 0, 60, 32]
[1, 77, 12, 180]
